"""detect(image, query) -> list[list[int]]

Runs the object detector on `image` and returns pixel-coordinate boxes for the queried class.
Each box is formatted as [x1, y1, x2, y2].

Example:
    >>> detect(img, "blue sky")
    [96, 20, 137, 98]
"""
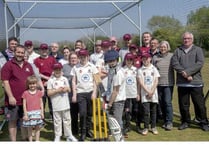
[20, 0, 209, 44]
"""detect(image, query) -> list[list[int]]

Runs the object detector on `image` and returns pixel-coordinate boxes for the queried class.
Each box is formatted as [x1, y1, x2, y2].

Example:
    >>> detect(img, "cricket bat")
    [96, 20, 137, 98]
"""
[93, 74, 106, 97]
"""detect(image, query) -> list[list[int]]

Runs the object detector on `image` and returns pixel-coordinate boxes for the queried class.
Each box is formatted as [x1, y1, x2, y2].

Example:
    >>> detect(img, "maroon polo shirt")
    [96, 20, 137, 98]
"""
[34, 56, 57, 84]
[1, 58, 34, 106]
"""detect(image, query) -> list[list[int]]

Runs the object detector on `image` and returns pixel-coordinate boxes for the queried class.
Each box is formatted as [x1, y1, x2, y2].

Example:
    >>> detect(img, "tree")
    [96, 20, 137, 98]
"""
[147, 16, 184, 51]
[187, 6, 209, 50]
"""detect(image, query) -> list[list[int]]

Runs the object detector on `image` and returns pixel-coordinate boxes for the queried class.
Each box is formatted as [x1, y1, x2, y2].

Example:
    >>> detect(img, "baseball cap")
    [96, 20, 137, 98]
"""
[129, 44, 137, 50]
[123, 33, 132, 41]
[95, 40, 102, 46]
[24, 40, 33, 47]
[101, 40, 111, 47]
[39, 43, 48, 49]
[109, 36, 117, 42]
[53, 62, 63, 70]
[141, 52, 151, 58]
[125, 53, 135, 60]
[78, 49, 89, 56]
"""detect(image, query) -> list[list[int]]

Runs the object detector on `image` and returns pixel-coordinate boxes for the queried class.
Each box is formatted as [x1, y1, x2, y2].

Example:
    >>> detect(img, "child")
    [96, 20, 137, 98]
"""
[71, 49, 98, 141]
[104, 49, 126, 138]
[47, 62, 77, 142]
[137, 53, 160, 135]
[22, 75, 44, 141]
[122, 53, 139, 137]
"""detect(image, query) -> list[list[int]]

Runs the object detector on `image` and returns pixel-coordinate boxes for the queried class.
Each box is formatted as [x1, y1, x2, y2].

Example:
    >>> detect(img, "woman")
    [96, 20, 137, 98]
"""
[153, 40, 174, 131]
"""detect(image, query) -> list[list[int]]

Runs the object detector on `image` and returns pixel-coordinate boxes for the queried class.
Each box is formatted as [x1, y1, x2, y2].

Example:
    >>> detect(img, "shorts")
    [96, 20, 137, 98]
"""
[5, 105, 23, 121]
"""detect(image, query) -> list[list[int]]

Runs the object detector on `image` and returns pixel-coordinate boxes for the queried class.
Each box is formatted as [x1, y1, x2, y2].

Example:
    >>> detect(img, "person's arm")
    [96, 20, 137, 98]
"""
[108, 85, 119, 107]
[23, 98, 28, 120]
[91, 78, 97, 99]
[71, 76, 77, 103]
[3, 80, 16, 105]
[171, 49, 185, 73]
[40, 97, 44, 119]
[148, 77, 159, 97]
[136, 76, 141, 101]
[184, 46, 204, 76]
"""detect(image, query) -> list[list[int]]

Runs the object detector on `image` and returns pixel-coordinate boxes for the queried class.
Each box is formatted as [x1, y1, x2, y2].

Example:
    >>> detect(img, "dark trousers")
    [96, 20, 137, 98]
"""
[77, 92, 93, 135]
[178, 87, 208, 125]
[142, 102, 157, 128]
[124, 98, 139, 128]
[43, 88, 53, 118]
[70, 102, 79, 135]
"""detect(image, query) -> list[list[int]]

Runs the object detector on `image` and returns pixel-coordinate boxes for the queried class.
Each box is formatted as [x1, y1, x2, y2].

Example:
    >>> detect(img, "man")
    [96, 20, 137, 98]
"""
[2, 37, 19, 61]
[138, 32, 152, 55]
[74, 40, 85, 54]
[24, 40, 40, 63]
[171, 31, 209, 131]
[1, 45, 34, 141]
[50, 42, 63, 61]
[119, 33, 132, 63]
[150, 38, 159, 56]
[90, 40, 103, 65]
[34, 43, 57, 119]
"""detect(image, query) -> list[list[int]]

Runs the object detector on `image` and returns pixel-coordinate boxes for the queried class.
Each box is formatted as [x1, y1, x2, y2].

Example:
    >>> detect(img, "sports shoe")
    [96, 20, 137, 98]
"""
[141, 128, 148, 135]
[201, 124, 209, 131]
[137, 126, 143, 134]
[66, 135, 78, 141]
[165, 123, 173, 131]
[151, 127, 158, 135]
[178, 122, 189, 130]
[54, 136, 60, 142]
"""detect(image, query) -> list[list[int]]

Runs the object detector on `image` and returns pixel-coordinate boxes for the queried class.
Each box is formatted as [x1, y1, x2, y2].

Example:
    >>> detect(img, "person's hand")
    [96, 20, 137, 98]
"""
[23, 115, 29, 121]
[72, 95, 77, 103]
[9, 97, 16, 106]
[181, 71, 188, 78]
[187, 76, 193, 81]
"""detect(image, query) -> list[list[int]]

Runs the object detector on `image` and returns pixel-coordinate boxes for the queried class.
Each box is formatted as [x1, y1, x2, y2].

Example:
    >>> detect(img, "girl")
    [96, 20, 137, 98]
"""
[22, 75, 44, 141]
[122, 53, 139, 136]
[137, 53, 160, 135]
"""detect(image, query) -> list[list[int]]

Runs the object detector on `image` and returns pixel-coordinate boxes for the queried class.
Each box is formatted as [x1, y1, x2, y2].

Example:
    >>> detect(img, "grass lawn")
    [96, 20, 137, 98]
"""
[0, 58, 209, 141]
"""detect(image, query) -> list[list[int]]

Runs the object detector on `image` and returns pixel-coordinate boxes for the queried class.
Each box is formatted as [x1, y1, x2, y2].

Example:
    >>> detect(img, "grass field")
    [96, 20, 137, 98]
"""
[0, 58, 209, 141]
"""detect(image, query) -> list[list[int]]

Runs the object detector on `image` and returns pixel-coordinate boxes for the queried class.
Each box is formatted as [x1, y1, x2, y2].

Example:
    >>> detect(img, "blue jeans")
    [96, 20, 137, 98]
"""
[158, 86, 173, 124]
[112, 101, 125, 130]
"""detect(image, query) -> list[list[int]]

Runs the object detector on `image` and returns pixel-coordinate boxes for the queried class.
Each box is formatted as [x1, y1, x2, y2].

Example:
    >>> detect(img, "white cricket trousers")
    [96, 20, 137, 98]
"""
[53, 109, 73, 137]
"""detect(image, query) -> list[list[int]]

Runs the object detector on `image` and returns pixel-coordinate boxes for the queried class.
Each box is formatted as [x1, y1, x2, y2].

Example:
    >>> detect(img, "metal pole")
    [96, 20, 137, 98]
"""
[4, 1, 8, 47]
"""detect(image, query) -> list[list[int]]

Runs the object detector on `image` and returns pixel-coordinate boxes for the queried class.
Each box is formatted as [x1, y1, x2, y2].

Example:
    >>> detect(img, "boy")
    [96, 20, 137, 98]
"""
[104, 49, 126, 138]
[137, 53, 160, 135]
[47, 62, 77, 141]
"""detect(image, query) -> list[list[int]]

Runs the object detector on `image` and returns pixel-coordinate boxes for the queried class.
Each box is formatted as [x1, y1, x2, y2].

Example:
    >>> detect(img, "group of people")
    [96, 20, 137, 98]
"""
[0, 31, 208, 142]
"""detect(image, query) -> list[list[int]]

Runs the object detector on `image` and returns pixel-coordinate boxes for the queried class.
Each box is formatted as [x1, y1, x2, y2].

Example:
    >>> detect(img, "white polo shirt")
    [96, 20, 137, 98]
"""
[71, 62, 99, 93]
[123, 65, 138, 99]
[47, 75, 70, 111]
[112, 67, 126, 102]
[137, 64, 160, 103]
[28, 51, 40, 64]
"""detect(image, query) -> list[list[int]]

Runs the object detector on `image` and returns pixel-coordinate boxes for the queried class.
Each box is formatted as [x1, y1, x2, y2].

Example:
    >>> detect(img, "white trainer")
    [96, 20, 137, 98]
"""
[66, 135, 78, 142]
[54, 136, 60, 142]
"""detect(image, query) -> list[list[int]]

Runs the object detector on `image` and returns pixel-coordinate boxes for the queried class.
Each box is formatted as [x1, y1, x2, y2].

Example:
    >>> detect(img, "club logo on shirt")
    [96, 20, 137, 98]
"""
[81, 74, 90, 82]
[25, 68, 30, 72]
[126, 77, 134, 85]
[145, 76, 152, 85]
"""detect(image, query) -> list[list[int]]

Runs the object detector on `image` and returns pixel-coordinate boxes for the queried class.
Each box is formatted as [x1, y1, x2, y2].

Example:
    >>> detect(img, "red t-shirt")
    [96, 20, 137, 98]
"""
[1, 58, 34, 106]
[22, 90, 43, 111]
[34, 56, 57, 84]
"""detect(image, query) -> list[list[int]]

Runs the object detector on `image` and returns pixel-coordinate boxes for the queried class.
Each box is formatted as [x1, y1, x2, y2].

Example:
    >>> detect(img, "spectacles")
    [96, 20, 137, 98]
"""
[183, 38, 192, 40]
